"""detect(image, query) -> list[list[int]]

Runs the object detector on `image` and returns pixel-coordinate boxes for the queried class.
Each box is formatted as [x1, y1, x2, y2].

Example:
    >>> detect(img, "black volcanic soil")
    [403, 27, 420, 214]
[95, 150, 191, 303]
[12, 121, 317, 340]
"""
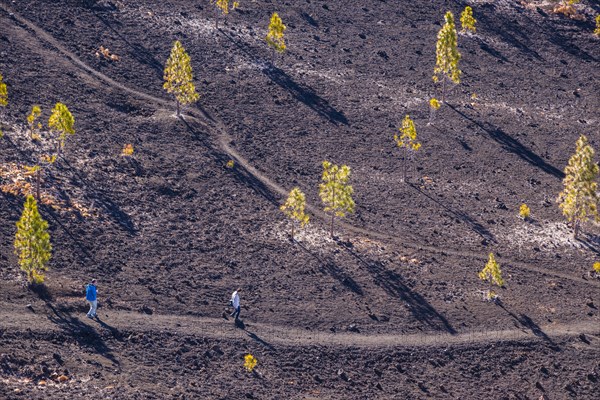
[0, 0, 599, 398]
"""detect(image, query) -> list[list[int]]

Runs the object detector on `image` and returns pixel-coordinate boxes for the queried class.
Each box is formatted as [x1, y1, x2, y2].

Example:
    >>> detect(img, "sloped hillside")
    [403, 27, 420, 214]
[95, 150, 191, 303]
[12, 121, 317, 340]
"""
[0, 0, 599, 398]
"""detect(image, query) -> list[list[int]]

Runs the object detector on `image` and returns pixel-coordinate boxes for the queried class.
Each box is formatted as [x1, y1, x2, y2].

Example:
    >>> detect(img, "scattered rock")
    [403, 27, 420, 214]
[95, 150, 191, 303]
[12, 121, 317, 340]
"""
[337, 369, 349, 381]
[313, 374, 322, 383]
[579, 333, 590, 344]
[140, 305, 153, 315]
[38, 380, 46, 386]
[26, 304, 34, 312]
[347, 324, 360, 333]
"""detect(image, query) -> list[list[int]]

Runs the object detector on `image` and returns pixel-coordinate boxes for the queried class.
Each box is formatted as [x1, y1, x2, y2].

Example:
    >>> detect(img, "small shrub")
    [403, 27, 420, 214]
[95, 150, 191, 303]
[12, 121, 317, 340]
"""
[519, 203, 530, 220]
[122, 144, 134, 156]
[429, 98, 441, 110]
[595, 15, 600, 36]
[593, 262, 600, 274]
[226, 159, 235, 169]
[244, 354, 257, 372]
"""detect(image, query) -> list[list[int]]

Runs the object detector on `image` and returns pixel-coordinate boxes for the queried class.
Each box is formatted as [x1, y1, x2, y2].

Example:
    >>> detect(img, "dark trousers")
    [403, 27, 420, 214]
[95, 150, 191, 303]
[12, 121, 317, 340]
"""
[231, 306, 240, 320]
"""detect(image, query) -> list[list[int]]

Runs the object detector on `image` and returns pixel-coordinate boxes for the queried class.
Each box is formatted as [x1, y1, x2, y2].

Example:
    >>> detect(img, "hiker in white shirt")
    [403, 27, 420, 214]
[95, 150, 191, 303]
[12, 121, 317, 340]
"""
[230, 289, 241, 320]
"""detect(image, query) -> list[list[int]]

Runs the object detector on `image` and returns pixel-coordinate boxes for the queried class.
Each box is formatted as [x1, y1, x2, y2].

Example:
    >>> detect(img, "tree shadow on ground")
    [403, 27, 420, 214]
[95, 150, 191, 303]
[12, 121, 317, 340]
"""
[497, 302, 560, 350]
[57, 156, 136, 234]
[577, 233, 600, 256]
[338, 241, 457, 334]
[472, 4, 544, 62]
[219, 29, 348, 125]
[295, 239, 364, 295]
[181, 117, 280, 207]
[447, 104, 564, 179]
[246, 331, 276, 352]
[46, 303, 121, 365]
[407, 182, 495, 244]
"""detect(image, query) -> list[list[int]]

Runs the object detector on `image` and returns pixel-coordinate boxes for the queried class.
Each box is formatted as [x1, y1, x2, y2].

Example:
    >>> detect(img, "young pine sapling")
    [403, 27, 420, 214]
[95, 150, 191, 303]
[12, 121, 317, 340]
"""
[280, 187, 310, 240]
[394, 115, 421, 183]
[319, 161, 355, 238]
[556, 135, 599, 238]
[433, 12, 461, 103]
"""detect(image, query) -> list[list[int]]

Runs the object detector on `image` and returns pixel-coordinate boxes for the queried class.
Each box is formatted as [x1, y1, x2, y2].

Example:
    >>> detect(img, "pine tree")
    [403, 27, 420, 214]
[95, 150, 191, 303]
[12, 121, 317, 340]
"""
[14, 195, 52, 284]
[213, 0, 238, 29]
[27, 105, 42, 140]
[557, 135, 599, 238]
[460, 6, 476, 33]
[595, 15, 600, 36]
[0, 73, 7, 107]
[319, 161, 355, 238]
[280, 187, 310, 239]
[163, 41, 200, 116]
[478, 253, 504, 299]
[433, 11, 461, 102]
[0, 72, 7, 138]
[266, 12, 286, 61]
[394, 115, 421, 183]
[48, 102, 75, 155]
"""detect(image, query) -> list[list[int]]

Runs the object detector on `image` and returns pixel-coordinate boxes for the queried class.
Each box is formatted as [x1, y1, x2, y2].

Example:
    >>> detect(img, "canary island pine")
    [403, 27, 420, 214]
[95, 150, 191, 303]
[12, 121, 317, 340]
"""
[14, 195, 52, 284]
[163, 41, 200, 116]
[266, 12, 286, 61]
[319, 161, 355, 238]
[280, 187, 310, 239]
[394, 115, 421, 183]
[48, 102, 75, 155]
[433, 11, 461, 102]
[244, 354, 257, 372]
[0, 72, 7, 137]
[557, 135, 599, 239]
[595, 15, 600, 36]
[0, 73, 6, 107]
[27, 105, 42, 140]
[593, 262, 600, 274]
[213, 0, 238, 28]
[519, 203, 531, 220]
[460, 6, 476, 33]
[478, 253, 504, 300]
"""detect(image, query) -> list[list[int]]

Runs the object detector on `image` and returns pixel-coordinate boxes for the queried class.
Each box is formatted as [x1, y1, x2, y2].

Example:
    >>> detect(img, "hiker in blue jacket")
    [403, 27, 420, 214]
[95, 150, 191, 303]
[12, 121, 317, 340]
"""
[86, 279, 98, 319]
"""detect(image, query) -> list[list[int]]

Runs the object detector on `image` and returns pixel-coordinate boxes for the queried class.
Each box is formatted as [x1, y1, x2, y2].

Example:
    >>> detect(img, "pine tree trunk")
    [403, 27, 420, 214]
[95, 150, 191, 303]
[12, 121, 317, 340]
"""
[330, 213, 334, 238]
[442, 76, 446, 103]
[403, 147, 407, 183]
[35, 169, 41, 202]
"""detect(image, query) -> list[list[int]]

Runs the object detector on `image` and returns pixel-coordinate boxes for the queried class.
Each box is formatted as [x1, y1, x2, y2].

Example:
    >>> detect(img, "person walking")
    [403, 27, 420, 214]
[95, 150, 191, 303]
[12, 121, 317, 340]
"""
[86, 279, 98, 319]
[230, 288, 241, 321]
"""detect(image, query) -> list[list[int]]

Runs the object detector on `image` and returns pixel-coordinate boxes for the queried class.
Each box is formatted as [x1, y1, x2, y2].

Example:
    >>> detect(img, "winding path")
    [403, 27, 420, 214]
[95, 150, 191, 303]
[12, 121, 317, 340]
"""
[1, 307, 599, 349]
[1, 2, 599, 292]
